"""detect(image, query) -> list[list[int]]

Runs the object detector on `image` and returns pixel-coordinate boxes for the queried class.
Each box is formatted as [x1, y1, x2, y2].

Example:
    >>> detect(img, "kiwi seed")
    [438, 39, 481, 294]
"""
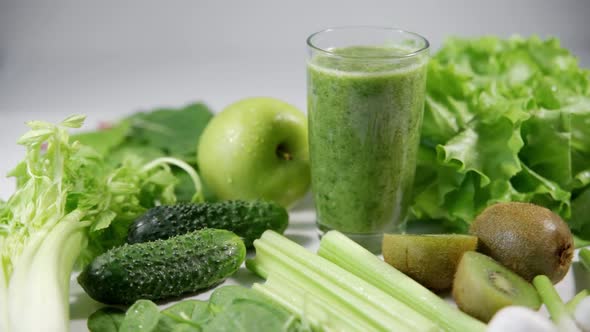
[488, 271, 514, 296]
[452, 251, 541, 322]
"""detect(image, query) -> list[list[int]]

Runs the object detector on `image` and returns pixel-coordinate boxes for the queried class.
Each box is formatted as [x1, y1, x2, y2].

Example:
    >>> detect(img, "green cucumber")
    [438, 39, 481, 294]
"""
[78, 229, 246, 304]
[127, 200, 288, 247]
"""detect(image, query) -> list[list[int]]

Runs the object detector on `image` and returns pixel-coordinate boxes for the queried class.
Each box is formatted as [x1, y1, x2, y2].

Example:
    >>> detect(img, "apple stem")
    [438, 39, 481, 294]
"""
[276, 144, 293, 161]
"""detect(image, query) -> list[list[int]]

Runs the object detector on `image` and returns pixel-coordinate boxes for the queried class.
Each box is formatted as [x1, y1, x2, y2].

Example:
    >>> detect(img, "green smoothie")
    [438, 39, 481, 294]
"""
[308, 46, 428, 239]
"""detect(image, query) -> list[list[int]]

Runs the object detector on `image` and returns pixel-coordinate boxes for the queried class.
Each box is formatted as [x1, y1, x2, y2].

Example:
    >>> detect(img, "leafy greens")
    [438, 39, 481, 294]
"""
[88, 285, 303, 332]
[0, 115, 202, 332]
[73, 102, 214, 201]
[411, 36, 590, 239]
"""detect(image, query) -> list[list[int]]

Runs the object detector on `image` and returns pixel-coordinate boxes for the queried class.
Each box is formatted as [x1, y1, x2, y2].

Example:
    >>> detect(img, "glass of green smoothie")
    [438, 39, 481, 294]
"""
[307, 26, 429, 253]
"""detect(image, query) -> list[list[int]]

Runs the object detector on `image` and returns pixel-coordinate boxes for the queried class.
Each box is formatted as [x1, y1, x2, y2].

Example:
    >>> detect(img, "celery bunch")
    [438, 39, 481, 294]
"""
[247, 230, 486, 332]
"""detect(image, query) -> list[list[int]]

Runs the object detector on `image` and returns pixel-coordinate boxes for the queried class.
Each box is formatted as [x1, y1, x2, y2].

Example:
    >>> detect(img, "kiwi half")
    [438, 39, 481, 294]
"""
[382, 234, 477, 290]
[453, 251, 541, 322]
[469, 202, 574, 283]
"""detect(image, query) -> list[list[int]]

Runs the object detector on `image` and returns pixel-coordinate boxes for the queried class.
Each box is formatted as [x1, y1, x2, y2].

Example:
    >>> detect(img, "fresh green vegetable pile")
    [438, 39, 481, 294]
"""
[73, 102, 214, 202]
[412, 36, 590, 239]
[0, 116, 201, 332]
[87, 285, 303, 332]
[2, 36, 589, 332]
[0, 103, 297, 332]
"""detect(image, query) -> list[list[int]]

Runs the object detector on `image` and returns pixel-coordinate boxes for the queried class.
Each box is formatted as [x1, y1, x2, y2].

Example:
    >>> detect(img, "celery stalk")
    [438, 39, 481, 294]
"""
[250, 245, 396, 331]
[566, 290, 588, 315]
[580, 248, 590, 271]
[248, 236, 437, 332]
[257, 246, 416, 331]
[532, 275, 579, 331]
[265, 273, 372, 331]
[533, 275, 569, 320]
[317, 231, 486, 332]
[574, 237, 590, 249]
[253, 274, 373, 332]
[247, 231, 439, 332]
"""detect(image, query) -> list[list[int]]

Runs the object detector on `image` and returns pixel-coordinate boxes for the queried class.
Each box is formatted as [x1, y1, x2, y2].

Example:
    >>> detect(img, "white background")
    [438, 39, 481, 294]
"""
[1, 0, 589, 330]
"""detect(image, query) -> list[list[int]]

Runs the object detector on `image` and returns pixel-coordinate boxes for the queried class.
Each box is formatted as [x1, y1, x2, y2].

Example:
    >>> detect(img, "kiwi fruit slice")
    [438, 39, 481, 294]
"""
[469, 202, 574, 283]
[453, 251, 541, 322]
[382, 234, 478, 290]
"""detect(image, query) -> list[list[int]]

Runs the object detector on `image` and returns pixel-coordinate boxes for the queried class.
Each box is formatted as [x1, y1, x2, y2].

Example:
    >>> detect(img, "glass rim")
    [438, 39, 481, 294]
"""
[306, 26, 430, 60]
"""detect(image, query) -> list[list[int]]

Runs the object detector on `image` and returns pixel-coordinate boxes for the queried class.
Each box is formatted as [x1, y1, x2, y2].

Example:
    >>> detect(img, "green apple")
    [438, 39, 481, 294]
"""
[197, 97, 310, 207]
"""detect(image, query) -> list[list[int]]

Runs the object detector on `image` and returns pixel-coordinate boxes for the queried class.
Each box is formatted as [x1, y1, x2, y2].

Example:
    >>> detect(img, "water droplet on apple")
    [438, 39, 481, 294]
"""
[227, 178, 233, 184]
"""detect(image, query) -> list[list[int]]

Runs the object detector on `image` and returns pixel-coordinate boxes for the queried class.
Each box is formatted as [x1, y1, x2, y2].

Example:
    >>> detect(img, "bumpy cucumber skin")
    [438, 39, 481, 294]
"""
[127, 200, 288, 247]
[78, 229, 246, 305]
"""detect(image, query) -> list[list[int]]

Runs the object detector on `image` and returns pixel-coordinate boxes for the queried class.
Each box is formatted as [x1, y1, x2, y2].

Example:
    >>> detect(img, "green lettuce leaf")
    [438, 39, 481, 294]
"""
[411, 36, 590, 239]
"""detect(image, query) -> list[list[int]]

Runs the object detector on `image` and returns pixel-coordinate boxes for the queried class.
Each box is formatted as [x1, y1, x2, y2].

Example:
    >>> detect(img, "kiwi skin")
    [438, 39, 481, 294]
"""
[469, 202, 574, 284]
[382, 234, 477, 291]
[452, 251, 541, 322]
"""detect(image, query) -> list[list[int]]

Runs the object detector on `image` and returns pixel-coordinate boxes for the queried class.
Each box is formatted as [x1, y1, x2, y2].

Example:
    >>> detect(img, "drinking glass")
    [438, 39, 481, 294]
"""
[307, 26, 429, 252]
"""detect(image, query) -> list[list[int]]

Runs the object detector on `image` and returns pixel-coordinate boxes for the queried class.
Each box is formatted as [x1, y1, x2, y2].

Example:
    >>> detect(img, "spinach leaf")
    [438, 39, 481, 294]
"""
[206, 286, 301, 332]
[88, 286, 303, 332]
[126, 103, 213, 163]
[208, 285, 271, 312]
[157, 300, 211, 332]
[72, 120, 131, 156]
[119, 300, 160, 332]
[87, 307, 125, 332]
[204, 299, 298, 332]
[76, 102, 213, 167]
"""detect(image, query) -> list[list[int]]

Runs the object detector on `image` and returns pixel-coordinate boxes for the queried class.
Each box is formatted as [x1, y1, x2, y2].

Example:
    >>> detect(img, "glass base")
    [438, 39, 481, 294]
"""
[317, 224, 386, 254]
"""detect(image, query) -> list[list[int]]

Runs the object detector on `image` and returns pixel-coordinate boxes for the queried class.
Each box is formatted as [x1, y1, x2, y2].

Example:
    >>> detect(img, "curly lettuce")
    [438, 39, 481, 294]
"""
[411, 36, 590, 239]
